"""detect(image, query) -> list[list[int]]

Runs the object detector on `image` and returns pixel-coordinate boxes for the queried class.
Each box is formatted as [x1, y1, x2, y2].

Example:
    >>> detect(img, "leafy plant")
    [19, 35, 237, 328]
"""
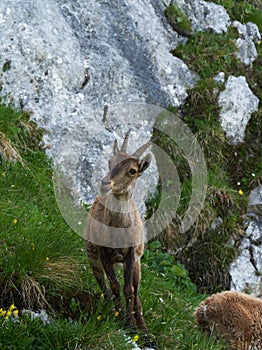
[165, 4, 192, 36]
[144, 241, 197, 292]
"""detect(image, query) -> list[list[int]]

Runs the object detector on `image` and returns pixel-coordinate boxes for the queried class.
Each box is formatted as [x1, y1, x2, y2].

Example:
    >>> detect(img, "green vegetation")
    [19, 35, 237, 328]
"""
[0, 1, 261, 348]
[165, 4, 192, 36]
[172, 29, 240, 80]
[0, 106, 224, 349]
[212, 0, 262, 31]
[153, 0, 261, 291]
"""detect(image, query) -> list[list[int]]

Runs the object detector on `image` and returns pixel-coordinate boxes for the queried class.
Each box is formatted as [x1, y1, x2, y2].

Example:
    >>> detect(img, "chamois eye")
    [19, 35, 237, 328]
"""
[128, 168, 137, 176]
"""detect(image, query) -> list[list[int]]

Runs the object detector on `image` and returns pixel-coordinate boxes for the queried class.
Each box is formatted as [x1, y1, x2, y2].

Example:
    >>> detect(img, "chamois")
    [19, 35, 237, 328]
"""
[194, 291, 262, 350]
[84, 130, 153, 330]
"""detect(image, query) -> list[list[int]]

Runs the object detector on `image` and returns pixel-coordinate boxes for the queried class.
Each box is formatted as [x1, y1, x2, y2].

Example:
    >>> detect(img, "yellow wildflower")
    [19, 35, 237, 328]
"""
[0, 308, 6, 317]
[0, 304, 19, 320]
[45, 257, 49, 261]
[114, 310, 119, 317]
[132, 334, 139, 343]
[238, 189, 244, 196]
[100, 293, 104, 300]
[13, 309, 19, 317]
[9, 304, 15, 311]
[97, 314, 102, 321]
[13, 219, 18, 224]
[5, 309, 12, 320]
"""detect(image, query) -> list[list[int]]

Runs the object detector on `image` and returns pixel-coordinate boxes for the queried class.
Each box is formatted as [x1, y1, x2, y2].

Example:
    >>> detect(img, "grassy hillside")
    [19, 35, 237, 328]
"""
[0, 106, 224, 349]
[0, 1, 261, 349]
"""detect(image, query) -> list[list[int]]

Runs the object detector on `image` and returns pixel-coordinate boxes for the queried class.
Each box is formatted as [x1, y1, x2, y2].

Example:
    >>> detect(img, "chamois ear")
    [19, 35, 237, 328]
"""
[138, 153, 152, 175]
[113, 139, 119, 155]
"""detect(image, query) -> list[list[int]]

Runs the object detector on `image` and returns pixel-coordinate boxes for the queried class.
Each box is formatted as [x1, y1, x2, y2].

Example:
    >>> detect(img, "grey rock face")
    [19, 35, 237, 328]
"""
[0, 0, 197, 208]
[230, 220, 262, 297]
[235, 38, 258, 66]
[232, 21, 261, 66]
[230, 186, 262, 297]
[213, 72, 225, 84]
[0, 0, 196, 125]
[218, 76, 259, 144]
[248, 186, 262, 221]
[173, 0, 230, 33]
[232, 21, 261, 43]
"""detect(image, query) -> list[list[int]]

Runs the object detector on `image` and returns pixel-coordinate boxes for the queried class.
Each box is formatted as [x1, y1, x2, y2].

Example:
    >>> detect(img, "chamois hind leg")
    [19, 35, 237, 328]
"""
[100, 248, 123, 316]
[133, 260, 147, 330]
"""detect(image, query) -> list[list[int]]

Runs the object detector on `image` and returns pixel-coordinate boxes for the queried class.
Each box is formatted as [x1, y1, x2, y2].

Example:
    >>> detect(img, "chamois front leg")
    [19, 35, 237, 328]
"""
[123, 248, 136, 328]
[133, 260, 147, 330]
[85, 243, 112, 299]
[100, 248, 123, 316]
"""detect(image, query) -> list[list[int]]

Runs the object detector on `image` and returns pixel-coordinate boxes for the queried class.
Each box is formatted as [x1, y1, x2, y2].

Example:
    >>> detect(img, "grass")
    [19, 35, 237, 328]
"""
[0, 105, 225, 349]
[172, 29, 240, 80]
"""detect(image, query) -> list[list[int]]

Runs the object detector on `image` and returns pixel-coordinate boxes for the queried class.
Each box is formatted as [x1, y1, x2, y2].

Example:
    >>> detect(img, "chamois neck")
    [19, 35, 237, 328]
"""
[106, 191, 134, 212]
[112, 191, 132, 202]
[103, 192, 137, 228]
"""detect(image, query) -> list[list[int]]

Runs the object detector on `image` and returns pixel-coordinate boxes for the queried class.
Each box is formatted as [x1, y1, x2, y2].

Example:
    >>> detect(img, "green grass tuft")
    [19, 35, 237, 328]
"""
[165, 4, 192, 37]
[172, 28, 242, 80]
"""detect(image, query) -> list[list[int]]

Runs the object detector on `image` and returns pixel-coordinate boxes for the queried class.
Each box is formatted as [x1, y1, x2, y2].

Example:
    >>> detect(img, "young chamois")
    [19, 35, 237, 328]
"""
[194, 291, 262, 350]
[84, 130, 153, 331]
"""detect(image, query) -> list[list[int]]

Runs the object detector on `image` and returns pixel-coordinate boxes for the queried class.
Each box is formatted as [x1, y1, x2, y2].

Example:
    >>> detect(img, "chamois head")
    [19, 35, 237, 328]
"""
[101, 130, 152, 197]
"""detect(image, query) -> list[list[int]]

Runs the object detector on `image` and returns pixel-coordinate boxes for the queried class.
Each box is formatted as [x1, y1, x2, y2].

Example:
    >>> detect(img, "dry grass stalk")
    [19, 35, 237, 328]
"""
[0, 132, 24, 164]
[40, 256, 85, 289]
[21, 274, 48, 309]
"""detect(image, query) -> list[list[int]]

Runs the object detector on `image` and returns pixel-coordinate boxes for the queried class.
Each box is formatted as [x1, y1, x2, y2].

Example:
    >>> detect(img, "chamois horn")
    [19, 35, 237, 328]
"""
[132, 136, 159, 158]
[120, 129, 131, 153]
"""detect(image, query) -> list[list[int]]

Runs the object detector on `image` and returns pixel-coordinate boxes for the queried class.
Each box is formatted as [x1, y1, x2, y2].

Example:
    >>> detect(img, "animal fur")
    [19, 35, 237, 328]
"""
[194, 291, 262, 350]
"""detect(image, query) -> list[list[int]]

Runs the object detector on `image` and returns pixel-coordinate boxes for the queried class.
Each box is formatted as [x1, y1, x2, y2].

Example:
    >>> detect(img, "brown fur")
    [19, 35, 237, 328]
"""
[194, 291, 262, 350]
[84, 132, 152, 330]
